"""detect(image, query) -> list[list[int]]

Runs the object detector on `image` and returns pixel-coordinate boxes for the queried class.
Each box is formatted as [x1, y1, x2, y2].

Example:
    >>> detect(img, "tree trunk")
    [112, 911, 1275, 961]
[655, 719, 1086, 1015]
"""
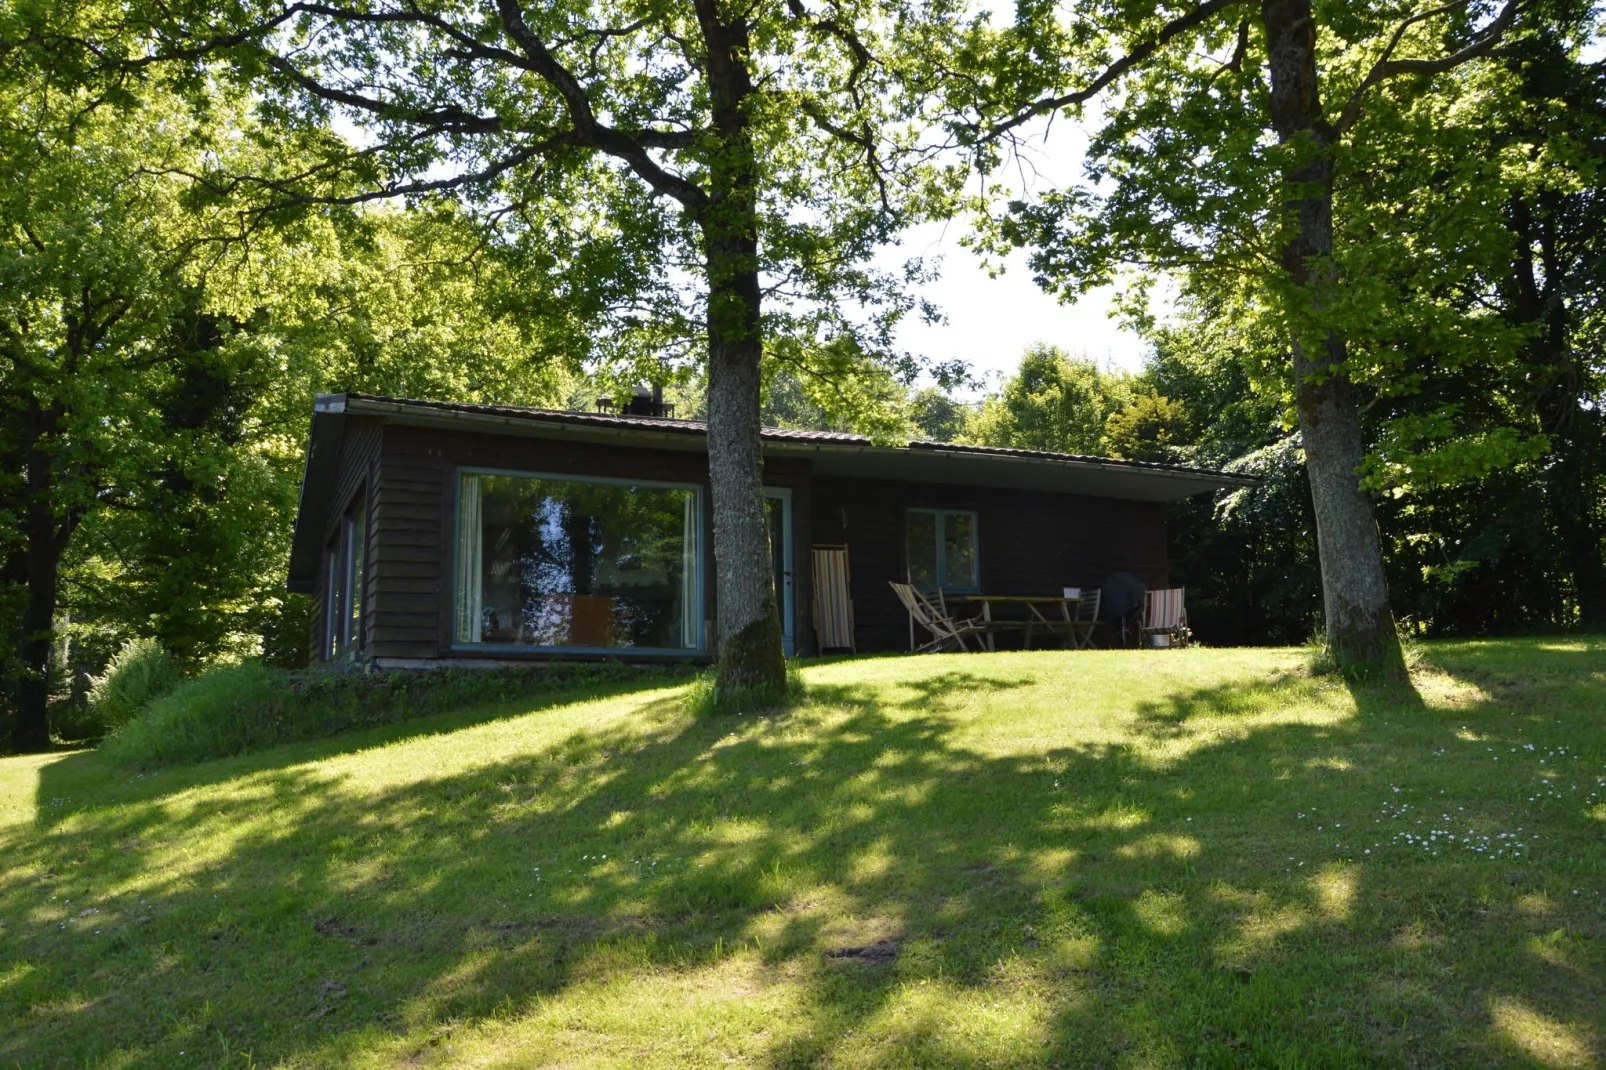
[1262, 0, 1403, 672]
[703, 261, 786, 689]
[696, 0, 786, 692]
[10, 404, 73, 753]
[1508, 194, 1606, 628]
[1549, 446, 1606, 628]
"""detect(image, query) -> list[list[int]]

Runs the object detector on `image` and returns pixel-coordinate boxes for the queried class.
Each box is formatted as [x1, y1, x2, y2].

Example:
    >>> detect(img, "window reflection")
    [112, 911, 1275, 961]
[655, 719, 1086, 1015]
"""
[905, 511, 938, 587]
[456, 473, 700, 650]
[943, 511, 977, 589]
[905, 508, 979, 592]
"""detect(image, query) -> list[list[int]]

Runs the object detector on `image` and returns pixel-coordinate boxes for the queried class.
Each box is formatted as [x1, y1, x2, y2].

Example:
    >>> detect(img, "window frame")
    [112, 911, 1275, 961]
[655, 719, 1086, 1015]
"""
[343, 499, 366, 653]
[324, 544, 342, 661]
[904, 507, 982, 594]
[451, 465, 708, 656]
[324, 490, 367, 662]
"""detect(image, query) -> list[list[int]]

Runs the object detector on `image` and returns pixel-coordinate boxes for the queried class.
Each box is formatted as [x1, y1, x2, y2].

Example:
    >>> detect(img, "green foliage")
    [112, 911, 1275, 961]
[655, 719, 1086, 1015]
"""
[1361, 412, 1550, 495]
[103, 661, 683, 769]
[906, 387, 970, 443]
[86, 639, 182, 734]
[62, 204, 577, 672]
[963, 344, 1134, 455]
[0, 5, 581, 748]
[1102, 389, 1190, 463]
[259, 594, 312, 671]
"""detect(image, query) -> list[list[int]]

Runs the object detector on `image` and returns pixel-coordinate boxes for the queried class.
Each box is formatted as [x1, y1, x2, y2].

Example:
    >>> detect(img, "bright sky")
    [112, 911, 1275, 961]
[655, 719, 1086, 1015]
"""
[890, 222, 1151, 395]
[883, 118, 1157, 398]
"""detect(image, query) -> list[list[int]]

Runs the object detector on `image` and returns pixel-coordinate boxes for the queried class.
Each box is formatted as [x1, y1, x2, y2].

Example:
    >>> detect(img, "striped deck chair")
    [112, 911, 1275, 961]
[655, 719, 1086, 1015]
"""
[1141, 587, 1191, 647]
[811, 544, 856, 652]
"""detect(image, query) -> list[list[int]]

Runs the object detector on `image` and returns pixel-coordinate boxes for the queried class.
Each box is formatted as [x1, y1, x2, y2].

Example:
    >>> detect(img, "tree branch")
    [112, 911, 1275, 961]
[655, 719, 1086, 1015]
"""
[264, 55, 505, 133]
[493, 0, 709, 211]
[141, 138, 577, 220]
[983, 0, 1250, 141]
[1332, 0, 1524, 136]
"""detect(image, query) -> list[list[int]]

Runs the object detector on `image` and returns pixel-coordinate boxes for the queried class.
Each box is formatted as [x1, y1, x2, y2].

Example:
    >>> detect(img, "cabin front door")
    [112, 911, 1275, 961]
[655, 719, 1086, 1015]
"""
[763, 488, 795, 656]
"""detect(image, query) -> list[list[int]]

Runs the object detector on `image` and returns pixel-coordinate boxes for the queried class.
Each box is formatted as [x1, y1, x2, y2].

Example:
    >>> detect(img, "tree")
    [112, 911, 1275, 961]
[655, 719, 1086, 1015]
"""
[0, 66, 274, 750]
[954, 0, 1551, 671]
[1494, 38, 1606, 627]
[61, 206, 576, 682]
[1103, 389, 1189, 463]
[91, 0, 962, 693]
[907, 386, 970, 442]
[963, 344, 1133, 455]
[2, 1, 577, 747]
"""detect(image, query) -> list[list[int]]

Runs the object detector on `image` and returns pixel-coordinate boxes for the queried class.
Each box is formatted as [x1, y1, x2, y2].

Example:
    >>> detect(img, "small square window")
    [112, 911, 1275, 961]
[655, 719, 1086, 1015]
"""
[905, 509, 980, 592]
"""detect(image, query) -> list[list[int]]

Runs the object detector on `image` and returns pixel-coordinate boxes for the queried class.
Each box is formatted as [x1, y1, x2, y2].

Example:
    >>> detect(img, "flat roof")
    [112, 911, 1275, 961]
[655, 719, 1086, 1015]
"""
[288, 393, 1258, 589]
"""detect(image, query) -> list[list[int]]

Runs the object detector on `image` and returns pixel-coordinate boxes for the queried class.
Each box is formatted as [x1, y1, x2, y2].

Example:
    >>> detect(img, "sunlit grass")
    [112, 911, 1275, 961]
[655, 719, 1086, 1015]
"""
[2, 639, 1603, 1067]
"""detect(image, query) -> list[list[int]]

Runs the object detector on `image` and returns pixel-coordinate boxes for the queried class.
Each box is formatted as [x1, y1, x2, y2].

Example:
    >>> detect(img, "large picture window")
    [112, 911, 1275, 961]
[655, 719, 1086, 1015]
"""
[455, 471, 702, 651]
[905, 508, 980, 592]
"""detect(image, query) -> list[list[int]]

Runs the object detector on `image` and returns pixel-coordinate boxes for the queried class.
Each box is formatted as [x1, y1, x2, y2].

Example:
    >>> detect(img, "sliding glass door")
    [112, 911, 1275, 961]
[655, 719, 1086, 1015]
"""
[454, 470, 703, 652]
[764, 488, 794, 656]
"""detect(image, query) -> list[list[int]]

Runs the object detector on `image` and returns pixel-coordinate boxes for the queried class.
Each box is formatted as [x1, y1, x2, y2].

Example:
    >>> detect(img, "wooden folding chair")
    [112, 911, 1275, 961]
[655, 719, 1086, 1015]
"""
[1141, 587, 1191, 648]
[811, 545, 856, 652]
[889, 581, 987, 653]
[1068, 588, 1102, 650]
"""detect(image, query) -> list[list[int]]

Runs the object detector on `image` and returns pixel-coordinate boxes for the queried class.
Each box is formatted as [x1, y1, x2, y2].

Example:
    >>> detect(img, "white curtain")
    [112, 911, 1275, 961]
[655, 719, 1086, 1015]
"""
[455, 475, 483, 643]
[681, 492, 699, 649]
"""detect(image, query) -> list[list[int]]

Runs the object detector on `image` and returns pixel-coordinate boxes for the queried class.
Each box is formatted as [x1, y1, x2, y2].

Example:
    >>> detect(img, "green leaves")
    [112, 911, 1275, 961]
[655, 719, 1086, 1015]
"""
[1361, 411, 1551, 496]
[962, 344, 1135, 456]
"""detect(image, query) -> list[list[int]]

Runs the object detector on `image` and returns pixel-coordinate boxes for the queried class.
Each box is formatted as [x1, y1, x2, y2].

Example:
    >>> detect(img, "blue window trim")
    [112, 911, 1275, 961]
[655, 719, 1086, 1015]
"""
[450, 465, 707, 656]
[905, 508, 982, 594]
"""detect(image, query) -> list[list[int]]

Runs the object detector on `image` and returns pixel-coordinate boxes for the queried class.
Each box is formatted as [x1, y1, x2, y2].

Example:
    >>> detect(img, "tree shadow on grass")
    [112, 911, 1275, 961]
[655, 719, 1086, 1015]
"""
[24, 671, 695, 831]
[2, 650, 1603, 1067]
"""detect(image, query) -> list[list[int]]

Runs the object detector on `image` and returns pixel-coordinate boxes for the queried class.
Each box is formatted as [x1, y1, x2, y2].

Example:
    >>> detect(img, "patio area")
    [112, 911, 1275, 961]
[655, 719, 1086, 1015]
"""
[880, 578, 1192, 654]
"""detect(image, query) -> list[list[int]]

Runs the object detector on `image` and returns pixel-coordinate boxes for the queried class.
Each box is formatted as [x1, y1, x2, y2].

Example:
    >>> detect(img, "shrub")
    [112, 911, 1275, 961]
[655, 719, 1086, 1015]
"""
[87, 639, 182, 733]
[103, 660, 686, 769]
[260, 594, 312, 670]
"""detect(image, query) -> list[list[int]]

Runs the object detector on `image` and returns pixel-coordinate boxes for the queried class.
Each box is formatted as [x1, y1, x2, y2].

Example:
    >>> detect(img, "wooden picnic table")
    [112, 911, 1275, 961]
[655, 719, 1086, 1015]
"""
[952, 594, 1096, 651]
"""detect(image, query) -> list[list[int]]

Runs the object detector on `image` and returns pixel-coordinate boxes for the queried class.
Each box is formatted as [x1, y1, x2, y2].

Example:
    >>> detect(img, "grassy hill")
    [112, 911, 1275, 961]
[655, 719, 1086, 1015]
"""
[3, 640, 1603, 1068]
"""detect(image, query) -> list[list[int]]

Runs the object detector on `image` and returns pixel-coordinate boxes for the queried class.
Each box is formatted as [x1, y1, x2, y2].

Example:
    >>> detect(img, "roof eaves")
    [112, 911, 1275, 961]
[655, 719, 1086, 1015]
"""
[339, 393, 871, 445]
[902, 439, 1261, 486]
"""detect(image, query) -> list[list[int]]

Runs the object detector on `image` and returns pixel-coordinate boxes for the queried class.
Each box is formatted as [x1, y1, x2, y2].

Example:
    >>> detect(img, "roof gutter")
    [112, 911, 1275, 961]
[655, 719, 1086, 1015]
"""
[338, 395, 713, 453]
[762, 438, 1260, 489]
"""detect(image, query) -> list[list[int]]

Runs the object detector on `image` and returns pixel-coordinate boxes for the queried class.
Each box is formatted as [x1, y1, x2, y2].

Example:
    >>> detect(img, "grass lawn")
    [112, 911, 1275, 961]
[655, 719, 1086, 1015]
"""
[2, 639, 1604, 1068]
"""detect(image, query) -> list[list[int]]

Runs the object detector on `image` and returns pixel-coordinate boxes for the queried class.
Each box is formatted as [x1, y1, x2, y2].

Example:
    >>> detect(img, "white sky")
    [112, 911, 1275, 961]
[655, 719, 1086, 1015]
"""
[881, 116, 1157, 398]
[889, 222, 1151, 395]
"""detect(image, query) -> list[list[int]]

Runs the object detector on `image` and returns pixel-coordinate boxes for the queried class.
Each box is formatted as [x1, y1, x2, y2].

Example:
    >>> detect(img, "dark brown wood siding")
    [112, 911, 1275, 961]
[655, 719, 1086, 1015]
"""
[367, 424, 450, 661]
[810, 475, 1168, 653]
[307, 416, 383, 663]
[319, 419, 1169, 662]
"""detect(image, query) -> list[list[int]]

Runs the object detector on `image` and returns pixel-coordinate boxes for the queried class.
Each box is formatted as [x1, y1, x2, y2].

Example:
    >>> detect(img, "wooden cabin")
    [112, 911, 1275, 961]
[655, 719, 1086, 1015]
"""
[287, 394, 1254, 667]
